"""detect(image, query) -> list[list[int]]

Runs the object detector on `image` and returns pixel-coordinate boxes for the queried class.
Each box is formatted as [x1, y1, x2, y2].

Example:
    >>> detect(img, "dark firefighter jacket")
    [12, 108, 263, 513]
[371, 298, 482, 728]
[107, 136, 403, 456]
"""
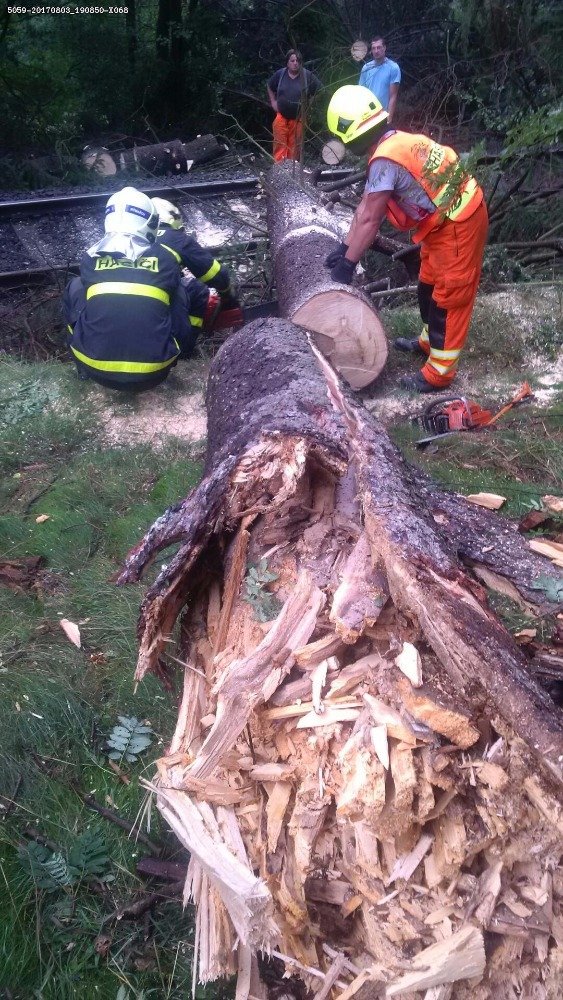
[69, 228, 232, 386]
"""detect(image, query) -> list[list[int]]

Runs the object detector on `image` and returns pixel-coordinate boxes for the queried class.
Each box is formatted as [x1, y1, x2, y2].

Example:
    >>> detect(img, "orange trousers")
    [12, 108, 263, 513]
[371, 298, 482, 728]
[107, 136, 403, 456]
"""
[273, 113, 303, 162]
[416, 200, 489, 387]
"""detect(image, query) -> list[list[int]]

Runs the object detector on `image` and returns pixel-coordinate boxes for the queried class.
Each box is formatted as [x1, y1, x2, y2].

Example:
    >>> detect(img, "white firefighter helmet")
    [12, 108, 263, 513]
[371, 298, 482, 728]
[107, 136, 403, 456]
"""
[104, 187, 159, 243]
[151, 197, 183, 230]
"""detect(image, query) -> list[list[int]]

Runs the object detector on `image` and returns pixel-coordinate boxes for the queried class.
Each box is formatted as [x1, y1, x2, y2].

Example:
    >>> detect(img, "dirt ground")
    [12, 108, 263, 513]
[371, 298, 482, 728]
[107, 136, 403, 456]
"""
[93, 362, 209, 448]
[88, 287, 562, 448]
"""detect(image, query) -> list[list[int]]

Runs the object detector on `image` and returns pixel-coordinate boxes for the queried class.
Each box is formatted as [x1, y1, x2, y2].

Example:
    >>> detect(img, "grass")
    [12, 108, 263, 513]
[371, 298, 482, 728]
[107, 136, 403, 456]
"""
[0, 358, 227, 998]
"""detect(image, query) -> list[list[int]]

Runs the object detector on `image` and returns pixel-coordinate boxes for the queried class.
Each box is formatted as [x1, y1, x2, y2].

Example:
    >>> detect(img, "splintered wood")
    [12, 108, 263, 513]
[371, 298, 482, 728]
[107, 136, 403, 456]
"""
[120, 321, 563, 999]
[143, 475, 562, 997]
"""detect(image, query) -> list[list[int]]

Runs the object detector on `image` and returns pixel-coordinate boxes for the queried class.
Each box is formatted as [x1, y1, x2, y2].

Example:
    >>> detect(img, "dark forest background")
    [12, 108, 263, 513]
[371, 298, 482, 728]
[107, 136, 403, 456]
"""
[1, 0, 561, 160]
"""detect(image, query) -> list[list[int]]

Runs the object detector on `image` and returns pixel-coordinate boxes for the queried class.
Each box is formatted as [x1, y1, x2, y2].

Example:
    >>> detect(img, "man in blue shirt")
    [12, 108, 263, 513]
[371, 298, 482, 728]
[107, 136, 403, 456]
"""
[358, 36, 401, 123]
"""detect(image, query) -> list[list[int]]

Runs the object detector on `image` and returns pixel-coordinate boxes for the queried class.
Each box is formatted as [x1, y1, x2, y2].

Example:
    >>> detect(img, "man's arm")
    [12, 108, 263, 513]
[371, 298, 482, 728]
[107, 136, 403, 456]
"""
[267, 71, 279, 112]
[387, 82, 399, 124]
[344, 190, 392, 262]
[161, 230, 234, 297]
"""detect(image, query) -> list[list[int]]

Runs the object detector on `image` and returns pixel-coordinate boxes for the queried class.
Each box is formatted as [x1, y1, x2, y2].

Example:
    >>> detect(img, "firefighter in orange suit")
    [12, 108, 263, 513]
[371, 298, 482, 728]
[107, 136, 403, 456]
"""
[325, 85, 488, 392]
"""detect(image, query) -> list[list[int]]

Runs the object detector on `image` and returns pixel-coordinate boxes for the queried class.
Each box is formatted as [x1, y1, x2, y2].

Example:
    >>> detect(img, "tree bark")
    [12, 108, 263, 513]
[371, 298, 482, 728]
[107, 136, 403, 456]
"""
[265, 162, 388, 389]
[81, 136, 228, 177]
[118, 320, 563, 997]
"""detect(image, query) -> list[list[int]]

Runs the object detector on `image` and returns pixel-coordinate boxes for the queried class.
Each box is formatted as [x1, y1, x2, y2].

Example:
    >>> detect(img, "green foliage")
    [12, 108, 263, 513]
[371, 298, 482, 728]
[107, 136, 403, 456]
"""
[107, 715, 154, 763]
[19, 829, 111, 891]
[503, 104, 563, 156]
[481, 246, 531, 285]
[1, 370, 60, 424]
[244, 557, 282, 622]
[530, 574, 563, 603]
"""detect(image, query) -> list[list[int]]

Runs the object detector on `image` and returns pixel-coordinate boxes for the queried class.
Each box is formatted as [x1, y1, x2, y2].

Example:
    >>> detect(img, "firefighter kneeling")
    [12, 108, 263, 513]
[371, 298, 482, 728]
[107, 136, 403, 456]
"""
[64, 188, 240, 391]
[325, 86, 488, 392]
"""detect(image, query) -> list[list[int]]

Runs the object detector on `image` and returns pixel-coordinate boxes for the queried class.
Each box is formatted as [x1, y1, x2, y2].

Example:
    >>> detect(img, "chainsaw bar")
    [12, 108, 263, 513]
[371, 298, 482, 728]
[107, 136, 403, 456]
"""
[242, 300, 279, 322]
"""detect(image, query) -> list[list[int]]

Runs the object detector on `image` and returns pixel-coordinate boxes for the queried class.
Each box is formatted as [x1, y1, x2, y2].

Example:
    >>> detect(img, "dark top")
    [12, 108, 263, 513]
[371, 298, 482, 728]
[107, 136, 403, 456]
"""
[71, 228, 230, 371]
[268, 67, 321, 120]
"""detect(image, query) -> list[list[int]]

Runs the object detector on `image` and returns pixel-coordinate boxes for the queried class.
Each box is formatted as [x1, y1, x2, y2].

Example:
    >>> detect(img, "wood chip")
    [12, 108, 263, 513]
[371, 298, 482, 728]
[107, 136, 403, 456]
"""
[542, 495, 563, 514]
[334, 968, 377, 1000]
[395, 642, 422, 686]
[370, 724, 389, 769]
[249, 762, 294, 782]
[262, 698, 361, 721]
[476, 761, 509, 791]
[528, 538, 563, 568]
[464, 492, 506, 510]
[266, 781, 293, 853]
[397, 678, 479, 749]
[523, 776, 563, 835]
[363, 692, 417, 744]
[59, 618, 81, 648]
[296, 707, 361, 729]
[311, 658, 330, 713]
[385, 925, 485, 995]
[385, 833, 434, 886]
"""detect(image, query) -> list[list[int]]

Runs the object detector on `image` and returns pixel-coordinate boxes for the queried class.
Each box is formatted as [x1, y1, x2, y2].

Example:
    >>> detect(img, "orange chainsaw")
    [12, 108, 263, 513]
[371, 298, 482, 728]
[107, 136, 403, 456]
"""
[414, 382, 533, 448]
[203, 292, 279, 334]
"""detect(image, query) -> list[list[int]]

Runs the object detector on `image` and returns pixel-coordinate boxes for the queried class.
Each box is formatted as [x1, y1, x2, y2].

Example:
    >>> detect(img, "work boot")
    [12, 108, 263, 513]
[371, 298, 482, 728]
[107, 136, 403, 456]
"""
[394, 337, 426, 354]
[400, 373, 445, 394]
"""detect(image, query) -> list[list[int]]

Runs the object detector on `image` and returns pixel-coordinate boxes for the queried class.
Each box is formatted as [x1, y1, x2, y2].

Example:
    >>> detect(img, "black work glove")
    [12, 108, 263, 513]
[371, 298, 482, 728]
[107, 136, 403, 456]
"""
[220, 292, 239, 310]
[219, 281, 240, 310]
[324, 242, 348, 269]
[330, 256, 356, 284]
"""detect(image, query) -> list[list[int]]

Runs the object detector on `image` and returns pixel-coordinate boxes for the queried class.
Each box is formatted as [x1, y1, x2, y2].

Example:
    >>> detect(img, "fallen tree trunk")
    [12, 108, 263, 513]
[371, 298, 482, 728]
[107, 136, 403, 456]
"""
[81, 135, 228, 176]
[266, 162, 388, 390]
[118, 319, 562, 998]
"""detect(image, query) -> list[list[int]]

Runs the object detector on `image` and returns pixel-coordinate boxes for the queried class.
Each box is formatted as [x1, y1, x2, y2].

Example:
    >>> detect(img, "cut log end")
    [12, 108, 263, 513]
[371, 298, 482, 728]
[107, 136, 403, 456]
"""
[292, 290, 388, 389]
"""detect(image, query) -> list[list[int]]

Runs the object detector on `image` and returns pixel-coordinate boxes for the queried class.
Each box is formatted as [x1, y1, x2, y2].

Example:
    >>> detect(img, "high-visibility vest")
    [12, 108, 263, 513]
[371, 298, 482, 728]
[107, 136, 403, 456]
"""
[369, 131, 483, 242]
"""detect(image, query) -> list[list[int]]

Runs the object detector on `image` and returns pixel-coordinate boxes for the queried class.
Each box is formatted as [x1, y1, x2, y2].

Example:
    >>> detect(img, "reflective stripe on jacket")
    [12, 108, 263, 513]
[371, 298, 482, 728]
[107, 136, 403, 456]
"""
[69, 229, 231, 384]
[369, 131, 483, 242]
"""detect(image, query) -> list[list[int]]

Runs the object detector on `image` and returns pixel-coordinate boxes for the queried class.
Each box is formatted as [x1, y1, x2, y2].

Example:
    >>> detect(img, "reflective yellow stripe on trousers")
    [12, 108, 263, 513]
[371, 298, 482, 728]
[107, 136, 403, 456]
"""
[86, 282, 170, 305]
[70, 345, 179, 373]
[427, 348, 460, 375]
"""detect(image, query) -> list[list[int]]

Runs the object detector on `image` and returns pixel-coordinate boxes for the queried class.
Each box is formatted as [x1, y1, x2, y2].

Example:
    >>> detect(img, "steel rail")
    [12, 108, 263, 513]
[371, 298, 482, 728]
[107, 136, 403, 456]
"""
[0, 238, 271, 288]
[0, 169, 354, 219]
[0, 178, 260, 219]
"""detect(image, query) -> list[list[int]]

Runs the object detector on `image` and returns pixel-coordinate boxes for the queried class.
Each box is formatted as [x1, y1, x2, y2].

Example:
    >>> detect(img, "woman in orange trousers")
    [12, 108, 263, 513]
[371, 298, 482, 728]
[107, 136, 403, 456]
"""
[267, 50, 320, 162]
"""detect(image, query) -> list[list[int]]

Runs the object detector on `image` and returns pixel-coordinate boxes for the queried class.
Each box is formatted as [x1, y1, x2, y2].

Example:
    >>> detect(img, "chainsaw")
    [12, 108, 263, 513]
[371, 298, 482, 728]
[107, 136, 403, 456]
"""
[203, 293, 278, 334]
[414, 383, 533, 448]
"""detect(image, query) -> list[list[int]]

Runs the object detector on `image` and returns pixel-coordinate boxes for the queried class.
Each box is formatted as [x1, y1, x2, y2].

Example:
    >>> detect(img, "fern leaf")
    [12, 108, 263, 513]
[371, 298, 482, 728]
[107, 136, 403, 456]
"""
[68, 829, 110, 879]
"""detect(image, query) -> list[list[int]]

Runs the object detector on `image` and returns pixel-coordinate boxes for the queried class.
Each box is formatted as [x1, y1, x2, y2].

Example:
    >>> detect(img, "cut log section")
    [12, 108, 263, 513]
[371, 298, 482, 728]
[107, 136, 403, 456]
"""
[266, 161, 388, 389]
[118, 319, 563, 999]
[81, 135, 228, 176]
[322, 139, 347, 165]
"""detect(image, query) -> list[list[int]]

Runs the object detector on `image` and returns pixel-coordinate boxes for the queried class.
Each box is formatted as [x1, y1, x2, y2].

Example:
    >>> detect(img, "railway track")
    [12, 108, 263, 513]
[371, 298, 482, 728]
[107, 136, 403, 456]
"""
[0, 169, 354, 289]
